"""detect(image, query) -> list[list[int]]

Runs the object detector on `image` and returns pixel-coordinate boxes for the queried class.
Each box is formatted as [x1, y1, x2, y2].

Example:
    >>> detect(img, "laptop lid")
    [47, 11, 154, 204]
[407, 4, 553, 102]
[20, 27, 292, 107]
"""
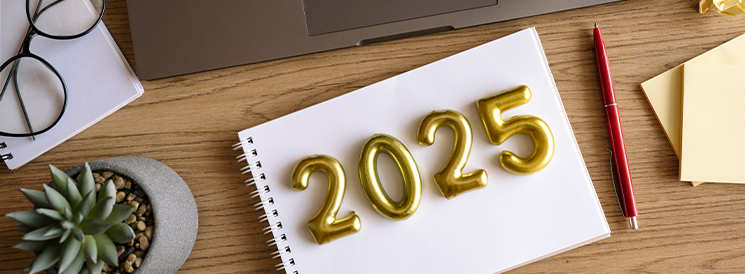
[126, 0, 623, 80]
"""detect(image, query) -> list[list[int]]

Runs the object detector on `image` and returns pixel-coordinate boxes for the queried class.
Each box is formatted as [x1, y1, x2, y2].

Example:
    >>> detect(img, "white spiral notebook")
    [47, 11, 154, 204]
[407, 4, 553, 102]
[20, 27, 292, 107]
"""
[236, 28, 609, 274]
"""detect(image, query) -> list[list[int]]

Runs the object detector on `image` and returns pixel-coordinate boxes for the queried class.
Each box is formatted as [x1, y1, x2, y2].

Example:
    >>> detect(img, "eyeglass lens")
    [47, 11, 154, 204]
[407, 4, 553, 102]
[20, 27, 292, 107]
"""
[0, 57, 65, 136]
[28, 0, 104, 37]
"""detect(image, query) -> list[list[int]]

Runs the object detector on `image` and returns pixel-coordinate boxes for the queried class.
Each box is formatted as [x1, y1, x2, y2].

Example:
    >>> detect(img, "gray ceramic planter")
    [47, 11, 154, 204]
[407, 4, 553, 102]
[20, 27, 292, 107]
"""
[48, 156, 198, 274]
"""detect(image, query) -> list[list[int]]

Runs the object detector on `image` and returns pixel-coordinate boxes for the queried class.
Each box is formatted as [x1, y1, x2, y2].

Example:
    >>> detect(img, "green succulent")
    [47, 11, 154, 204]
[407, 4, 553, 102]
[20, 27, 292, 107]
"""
[6, 163, 136, 274]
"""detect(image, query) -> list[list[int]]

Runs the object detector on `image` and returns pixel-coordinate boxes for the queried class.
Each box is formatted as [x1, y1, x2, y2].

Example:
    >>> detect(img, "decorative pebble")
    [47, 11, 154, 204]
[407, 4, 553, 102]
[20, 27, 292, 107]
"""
[128, 201, 140, 211]
[116, 245, 125, 257]
[136, 221, 146, 231]
[116, 192, 126, 203]
[126, 193, 136, 201]
[123, 261, 134, 274]
[127, 254, 136, 263]
[136, 205, 147, 215]
[124, 180, 132, 189]
[121, 246, 135, 259]
[125, 214, 137, 224]
[96, 183, 102, 192]
[135, 257, 142, 268]
[144, 226, 154, 240]
[139, 236, 150, 251]
[113, 175, 125, 189]
[102, 171, 114, 180]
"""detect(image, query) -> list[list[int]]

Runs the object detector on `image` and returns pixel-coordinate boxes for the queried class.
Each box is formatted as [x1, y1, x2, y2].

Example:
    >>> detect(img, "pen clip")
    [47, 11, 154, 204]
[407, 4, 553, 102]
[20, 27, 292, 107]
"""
[608, 148, 626, 217]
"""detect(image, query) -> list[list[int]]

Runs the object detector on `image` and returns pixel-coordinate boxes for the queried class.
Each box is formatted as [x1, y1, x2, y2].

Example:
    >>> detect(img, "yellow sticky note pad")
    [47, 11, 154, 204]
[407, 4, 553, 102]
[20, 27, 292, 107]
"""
[680, 64, 745, 184]
[640, 33, 745, 158]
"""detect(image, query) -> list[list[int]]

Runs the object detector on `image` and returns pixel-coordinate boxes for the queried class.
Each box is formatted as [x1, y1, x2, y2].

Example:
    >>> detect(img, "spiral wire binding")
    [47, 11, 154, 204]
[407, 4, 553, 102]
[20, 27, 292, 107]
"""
[0, 142, 12, 161]
[236, 136, 297, 273]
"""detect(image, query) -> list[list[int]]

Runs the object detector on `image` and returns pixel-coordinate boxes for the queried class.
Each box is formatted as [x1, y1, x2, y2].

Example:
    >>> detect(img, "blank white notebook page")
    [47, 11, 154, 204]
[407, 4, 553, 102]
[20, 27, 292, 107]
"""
[238, 28, 609, 274]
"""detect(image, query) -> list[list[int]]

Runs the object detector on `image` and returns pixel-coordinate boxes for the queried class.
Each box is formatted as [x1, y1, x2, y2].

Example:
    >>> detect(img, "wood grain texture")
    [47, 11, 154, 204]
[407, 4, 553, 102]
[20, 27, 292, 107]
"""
[2, 0, 745, 273]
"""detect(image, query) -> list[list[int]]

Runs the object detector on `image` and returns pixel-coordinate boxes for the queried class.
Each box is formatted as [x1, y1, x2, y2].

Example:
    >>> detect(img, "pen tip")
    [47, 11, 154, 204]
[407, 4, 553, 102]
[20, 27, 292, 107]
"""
[595, 23, 598, 28]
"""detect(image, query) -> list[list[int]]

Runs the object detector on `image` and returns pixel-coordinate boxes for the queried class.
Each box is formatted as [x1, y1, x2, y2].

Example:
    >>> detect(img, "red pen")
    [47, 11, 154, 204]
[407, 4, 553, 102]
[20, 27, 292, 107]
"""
[593, 24, 638, 229]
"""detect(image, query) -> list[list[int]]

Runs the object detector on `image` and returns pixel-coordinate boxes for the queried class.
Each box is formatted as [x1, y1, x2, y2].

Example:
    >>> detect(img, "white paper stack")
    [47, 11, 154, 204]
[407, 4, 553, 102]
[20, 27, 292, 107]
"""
[0, 0, 144, 170]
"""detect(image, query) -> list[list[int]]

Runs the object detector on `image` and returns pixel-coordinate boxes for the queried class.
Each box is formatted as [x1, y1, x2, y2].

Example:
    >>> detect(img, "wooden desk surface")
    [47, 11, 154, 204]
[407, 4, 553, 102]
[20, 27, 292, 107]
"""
[3, 0, 745, 273]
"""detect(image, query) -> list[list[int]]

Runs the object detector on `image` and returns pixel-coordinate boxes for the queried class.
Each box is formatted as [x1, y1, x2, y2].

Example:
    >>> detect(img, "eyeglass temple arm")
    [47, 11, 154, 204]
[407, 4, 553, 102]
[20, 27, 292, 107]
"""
[0, 66, 11, 102]
[11, 62, 37, 141]
[0, 60, 37, 140]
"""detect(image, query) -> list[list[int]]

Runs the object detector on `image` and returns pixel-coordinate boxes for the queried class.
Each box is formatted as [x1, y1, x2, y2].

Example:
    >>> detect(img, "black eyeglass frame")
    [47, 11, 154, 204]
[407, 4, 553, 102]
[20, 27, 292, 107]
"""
[0, 0, 106, 138]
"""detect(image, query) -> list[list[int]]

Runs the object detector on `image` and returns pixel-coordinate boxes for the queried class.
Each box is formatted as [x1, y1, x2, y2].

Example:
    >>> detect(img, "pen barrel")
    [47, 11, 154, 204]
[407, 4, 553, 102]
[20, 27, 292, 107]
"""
[593, 28, 617, 106]
[604, 105, 638, 218]
[594, 27, 638, 219]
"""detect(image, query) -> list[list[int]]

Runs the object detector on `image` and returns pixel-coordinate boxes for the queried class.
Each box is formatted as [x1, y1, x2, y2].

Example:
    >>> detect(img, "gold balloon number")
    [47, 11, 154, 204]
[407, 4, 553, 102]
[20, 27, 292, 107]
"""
[291, 155, 361, 245]
[476, 85, 555, 175]
[417, 110, 488, 199]
[359, 134, 422, 220]
[291, 85, 554, 244]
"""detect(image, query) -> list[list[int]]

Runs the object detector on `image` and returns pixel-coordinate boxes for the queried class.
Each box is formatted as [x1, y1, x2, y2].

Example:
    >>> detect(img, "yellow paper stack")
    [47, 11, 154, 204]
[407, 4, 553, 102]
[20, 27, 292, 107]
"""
[640, 33, 745, 186]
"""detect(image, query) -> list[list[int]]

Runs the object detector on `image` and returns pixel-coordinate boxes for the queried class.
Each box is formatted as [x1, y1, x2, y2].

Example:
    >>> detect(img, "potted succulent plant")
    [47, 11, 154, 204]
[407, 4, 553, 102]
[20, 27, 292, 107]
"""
[6, 163, 136, 274]
[6, 157, 198, 274]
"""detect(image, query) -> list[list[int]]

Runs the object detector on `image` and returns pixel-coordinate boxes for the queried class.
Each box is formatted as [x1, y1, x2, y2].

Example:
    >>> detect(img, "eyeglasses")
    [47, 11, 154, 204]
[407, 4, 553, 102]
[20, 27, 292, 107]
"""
[0, 0, 105, 139]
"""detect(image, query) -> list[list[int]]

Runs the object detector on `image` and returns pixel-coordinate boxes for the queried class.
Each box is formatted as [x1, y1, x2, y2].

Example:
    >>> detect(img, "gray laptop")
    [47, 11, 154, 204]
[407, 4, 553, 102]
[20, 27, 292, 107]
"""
[126, 0, 622, 80]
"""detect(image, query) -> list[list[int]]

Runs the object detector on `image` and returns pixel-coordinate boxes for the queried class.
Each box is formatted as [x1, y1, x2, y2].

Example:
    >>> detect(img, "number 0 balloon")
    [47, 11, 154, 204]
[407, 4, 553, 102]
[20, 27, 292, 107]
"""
[359, 134, 422, 220]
